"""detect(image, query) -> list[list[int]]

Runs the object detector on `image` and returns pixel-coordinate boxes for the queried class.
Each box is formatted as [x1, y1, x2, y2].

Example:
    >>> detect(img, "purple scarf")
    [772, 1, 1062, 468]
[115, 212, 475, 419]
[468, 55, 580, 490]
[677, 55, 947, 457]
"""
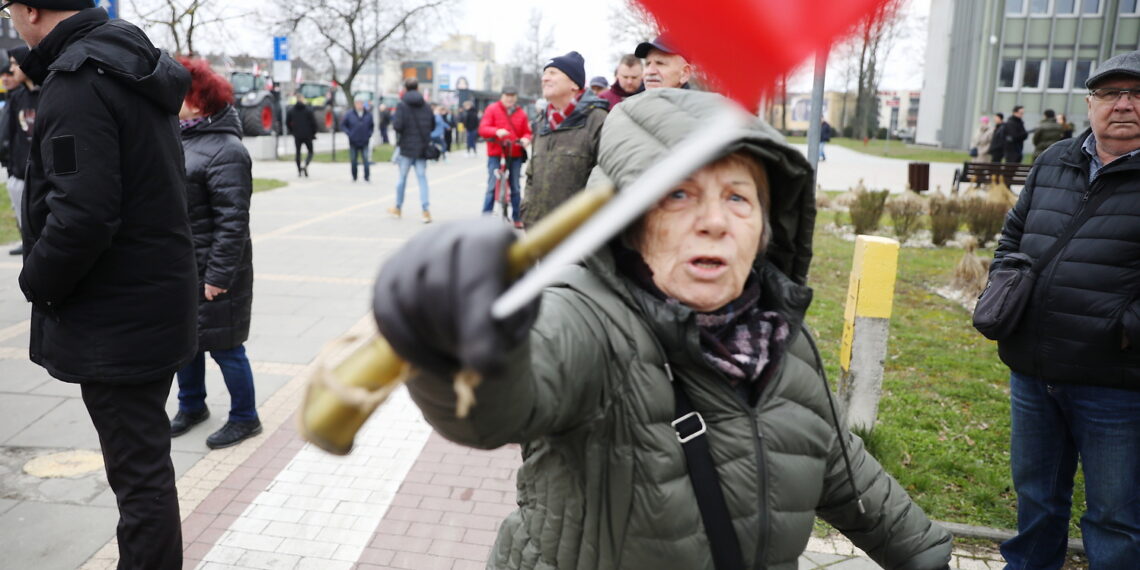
[615, 245, 790, 391]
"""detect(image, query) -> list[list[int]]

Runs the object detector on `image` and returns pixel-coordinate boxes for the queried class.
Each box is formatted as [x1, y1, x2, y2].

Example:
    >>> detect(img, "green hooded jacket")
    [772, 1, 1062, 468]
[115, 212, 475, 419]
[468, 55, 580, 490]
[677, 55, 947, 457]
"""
[520, 91, 609, 227]
[406, 89, 952, 569]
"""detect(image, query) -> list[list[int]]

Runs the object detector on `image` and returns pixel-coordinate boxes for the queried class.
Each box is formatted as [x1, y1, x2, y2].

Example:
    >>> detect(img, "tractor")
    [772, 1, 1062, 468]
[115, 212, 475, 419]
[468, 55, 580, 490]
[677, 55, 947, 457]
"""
[229, 70, 281, 137]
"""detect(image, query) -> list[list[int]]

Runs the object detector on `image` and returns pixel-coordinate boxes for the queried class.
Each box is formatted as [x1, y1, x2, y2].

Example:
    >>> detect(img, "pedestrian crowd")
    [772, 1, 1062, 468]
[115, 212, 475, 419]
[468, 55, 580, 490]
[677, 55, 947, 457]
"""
[972, 105, 1075, 164]
[1, 1, 1137, 567]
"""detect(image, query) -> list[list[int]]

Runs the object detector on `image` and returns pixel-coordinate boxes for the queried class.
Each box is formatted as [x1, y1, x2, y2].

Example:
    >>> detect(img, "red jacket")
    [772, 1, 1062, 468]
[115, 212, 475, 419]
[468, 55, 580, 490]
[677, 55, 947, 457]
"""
[478, 101, 532, 158]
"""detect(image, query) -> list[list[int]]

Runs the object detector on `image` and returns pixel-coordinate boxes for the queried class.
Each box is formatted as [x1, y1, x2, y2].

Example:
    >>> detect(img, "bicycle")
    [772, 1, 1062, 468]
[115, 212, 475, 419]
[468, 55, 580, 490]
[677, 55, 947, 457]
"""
[492, 139, 517, 225]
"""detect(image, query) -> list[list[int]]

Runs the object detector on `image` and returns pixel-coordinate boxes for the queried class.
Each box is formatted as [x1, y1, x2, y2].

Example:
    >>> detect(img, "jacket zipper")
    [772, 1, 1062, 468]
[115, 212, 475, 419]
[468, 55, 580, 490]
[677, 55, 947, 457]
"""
[1031, 173, 1104, 373]
[685, 334, 771, 569]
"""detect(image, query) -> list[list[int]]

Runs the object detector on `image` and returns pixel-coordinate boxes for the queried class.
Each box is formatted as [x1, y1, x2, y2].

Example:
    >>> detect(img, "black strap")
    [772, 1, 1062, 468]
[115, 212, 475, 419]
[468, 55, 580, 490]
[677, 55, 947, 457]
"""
[1029, 186, 1114, 276]
[672, 376, 746, 570]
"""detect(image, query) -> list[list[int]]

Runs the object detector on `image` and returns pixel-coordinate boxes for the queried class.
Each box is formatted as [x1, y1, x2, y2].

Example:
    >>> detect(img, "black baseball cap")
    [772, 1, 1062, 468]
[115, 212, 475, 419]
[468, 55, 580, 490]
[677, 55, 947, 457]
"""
[501, 86, 518, 95]
[635, 34, 681, 59]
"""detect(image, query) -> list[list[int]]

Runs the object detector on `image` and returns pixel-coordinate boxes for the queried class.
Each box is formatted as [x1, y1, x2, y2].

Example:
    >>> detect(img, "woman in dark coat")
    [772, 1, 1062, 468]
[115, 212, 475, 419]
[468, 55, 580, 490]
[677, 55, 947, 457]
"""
[170, 57, 261, 449]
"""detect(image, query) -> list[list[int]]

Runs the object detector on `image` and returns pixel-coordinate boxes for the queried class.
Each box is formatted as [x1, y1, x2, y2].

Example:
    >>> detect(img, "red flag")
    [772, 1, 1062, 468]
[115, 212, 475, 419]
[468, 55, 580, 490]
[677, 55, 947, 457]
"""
[635, 0, 892, 108]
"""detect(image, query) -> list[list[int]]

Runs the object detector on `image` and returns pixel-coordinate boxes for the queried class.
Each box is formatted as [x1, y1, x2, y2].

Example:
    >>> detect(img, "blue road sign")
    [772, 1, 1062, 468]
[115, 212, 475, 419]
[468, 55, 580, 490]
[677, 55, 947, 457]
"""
[273, 37, 289, 62]
[97, 0, 117, 19]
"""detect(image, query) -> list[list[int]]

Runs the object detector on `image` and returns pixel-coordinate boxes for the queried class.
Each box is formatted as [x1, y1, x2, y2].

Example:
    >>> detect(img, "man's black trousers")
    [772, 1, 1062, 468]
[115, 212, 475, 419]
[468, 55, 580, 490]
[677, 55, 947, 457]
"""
[81, 377, 182, 570]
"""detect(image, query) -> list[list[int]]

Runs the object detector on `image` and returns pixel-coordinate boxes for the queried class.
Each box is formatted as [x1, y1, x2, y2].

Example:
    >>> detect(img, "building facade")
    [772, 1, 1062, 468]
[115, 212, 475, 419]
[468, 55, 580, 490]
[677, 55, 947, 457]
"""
[917, 0, 1140, 149]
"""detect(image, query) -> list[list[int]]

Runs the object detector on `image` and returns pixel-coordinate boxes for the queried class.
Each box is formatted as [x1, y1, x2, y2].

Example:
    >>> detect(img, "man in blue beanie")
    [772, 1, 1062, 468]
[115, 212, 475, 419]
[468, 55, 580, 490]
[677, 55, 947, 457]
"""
[519, 51, 609, 226]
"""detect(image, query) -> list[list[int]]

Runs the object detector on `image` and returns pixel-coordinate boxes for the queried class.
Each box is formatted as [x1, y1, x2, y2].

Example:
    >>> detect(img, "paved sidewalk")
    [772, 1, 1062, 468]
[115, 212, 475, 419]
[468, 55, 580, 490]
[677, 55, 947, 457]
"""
[0, 145, 1004, 569]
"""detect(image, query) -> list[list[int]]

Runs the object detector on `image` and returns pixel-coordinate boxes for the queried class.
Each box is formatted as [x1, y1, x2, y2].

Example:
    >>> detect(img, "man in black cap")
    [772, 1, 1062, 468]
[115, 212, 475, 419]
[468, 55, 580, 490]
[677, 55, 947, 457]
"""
[2, 45, 36, 256]
[986, 49, 1140, 570]
[9, 1, 196, 567]
[519, 51, 609, 227]
[635, 33, 694, 90]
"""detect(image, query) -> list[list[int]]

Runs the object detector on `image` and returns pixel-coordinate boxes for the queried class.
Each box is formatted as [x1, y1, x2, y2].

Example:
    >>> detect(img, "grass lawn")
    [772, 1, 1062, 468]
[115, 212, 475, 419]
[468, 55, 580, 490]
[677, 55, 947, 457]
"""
[282, 143, 395, 164]
[253, 178, 288, 193]
[806, 213, 1085, 535]
[787, 135, 976, 164]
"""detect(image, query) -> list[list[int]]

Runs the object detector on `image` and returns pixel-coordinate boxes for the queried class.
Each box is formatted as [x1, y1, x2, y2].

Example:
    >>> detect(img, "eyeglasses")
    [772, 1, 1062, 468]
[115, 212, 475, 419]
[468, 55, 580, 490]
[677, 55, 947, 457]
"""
[1088, 88, 1140, 103]
[0, 2, 13, 19]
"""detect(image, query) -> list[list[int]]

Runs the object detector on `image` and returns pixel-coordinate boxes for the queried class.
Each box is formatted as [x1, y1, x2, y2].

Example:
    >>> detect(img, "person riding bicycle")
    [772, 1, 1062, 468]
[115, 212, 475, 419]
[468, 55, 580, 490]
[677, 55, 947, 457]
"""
[477, 86, 532, 227]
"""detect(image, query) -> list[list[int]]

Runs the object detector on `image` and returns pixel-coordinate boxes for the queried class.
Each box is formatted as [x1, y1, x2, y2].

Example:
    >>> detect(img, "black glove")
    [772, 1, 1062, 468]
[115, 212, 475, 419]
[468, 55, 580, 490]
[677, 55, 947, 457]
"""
[373, 218, 540, 377]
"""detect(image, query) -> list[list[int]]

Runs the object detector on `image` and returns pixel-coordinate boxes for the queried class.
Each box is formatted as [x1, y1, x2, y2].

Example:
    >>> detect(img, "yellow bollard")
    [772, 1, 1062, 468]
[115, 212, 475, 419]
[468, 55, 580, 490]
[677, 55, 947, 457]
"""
[837, 235, 899, 432]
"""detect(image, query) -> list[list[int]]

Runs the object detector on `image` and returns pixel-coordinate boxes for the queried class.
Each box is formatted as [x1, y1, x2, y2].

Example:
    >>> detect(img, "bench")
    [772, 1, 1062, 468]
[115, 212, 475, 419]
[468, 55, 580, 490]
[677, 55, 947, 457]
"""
[951, 161, 1033, 193]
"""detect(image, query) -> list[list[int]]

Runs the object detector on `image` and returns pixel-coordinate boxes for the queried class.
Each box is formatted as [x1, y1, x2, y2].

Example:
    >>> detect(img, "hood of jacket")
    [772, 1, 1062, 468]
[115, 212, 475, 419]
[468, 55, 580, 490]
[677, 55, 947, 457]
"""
[402, 89, 426, 108]
[23, 8, 189, 116]
[182, 106, 243, 140]
[595, 88, 817, 286]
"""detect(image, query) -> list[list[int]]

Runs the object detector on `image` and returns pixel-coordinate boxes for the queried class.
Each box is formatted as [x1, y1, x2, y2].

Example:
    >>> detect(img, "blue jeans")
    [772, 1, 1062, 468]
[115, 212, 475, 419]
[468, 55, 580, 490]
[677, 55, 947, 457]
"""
[349, 144, 370, 181]
[483, 155, 522, 221]
[395, 154, 429, 211]
[466, 130, 477, 152]
[1002, 372, 1140, 569]
[176, 345, 258, 422]
[819, 141, 827, 161]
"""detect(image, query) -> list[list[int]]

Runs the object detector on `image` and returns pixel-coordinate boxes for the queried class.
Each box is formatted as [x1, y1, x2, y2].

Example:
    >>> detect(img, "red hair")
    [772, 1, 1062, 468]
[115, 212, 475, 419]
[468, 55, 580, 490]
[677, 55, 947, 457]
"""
[179, 57, 234, 117]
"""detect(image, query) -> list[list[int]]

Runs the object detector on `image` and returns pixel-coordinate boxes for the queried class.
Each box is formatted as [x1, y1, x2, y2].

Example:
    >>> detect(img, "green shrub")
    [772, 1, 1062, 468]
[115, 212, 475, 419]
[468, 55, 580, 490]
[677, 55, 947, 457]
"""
[961, 197, 1009, 247]
[886, 194, 926, 244]
[849, 188, 890, 235]
[929, 195, 962, 247]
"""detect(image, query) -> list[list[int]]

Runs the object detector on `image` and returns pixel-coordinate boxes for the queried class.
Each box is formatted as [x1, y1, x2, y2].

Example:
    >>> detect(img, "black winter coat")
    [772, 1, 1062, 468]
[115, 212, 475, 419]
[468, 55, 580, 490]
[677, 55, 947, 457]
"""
[392, 90, 435, 159]
[993, 129, 1140, 392]
[182, 107, 254, 352]
[987, 123, 1006, 162]
[3, 84, 39, 180]
[17, 8, 197, 384]
[1002, 115, 1028, 162]
[287, 101, 317, 142]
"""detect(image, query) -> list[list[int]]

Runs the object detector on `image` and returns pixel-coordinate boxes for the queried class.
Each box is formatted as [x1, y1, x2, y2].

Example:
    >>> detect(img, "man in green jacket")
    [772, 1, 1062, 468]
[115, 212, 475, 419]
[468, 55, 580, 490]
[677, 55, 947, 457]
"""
[374, 89, 953, 569]
[1031, 109, 1064, 162]
[519, 51, 608, 227]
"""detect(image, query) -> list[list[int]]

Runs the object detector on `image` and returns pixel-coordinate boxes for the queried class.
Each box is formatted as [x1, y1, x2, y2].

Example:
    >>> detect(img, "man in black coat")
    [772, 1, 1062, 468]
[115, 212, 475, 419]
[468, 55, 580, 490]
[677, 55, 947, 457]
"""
[986, 50, 1140, 570]
[286, 96, 317, 177]
[378, 102, 391, 144]
[390, 77, 436, 223]
[11, 2, 196, 567]
[987, 112, 1005, 163]
[1, 45, 37, 256]
[1002, 105, 1028, 163]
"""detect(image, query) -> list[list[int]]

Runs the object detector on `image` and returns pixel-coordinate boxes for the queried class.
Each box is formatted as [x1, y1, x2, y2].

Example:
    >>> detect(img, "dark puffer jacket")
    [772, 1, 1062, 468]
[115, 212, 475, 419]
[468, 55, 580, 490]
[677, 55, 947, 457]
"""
[519, 91, 609, 226]
[994, 129, 1140, 392]
[182, 106, 254, 352]
[392, 90, 435, 159]
[406, 89, 952, 569]
[18, 8, 197, 384]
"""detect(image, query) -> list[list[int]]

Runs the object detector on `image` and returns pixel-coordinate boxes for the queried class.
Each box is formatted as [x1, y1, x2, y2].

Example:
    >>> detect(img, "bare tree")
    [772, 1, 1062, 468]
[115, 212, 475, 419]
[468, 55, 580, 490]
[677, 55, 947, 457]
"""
[278, 0, 453, 106]
[835, 0, 907, 139]
[511, 8, 555, 97]
[124, 0, 248, 56]
[607, 0, 658, 61]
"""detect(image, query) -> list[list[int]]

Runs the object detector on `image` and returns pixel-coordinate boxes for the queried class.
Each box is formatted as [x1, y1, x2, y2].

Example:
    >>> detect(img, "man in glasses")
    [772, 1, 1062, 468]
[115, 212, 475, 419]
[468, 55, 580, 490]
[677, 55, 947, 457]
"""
[985, 49, 1140, 569]
[9, 0, 195, 568]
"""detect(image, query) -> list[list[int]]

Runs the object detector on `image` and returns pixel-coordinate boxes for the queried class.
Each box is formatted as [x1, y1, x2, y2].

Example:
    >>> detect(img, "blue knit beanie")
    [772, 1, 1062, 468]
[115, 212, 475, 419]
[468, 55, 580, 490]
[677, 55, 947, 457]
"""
[544, 51, 586, 90]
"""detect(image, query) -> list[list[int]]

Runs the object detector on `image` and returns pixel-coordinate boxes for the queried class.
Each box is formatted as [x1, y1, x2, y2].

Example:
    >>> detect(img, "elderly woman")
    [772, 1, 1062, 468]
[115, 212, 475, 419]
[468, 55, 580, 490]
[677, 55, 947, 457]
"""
[169, 58, 261, 449]
[374, 89, 951, 569]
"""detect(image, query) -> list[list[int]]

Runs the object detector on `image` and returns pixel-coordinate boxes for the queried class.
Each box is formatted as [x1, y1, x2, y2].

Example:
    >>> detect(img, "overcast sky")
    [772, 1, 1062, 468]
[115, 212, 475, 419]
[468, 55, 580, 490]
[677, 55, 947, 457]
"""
[171, 0, 930, 92]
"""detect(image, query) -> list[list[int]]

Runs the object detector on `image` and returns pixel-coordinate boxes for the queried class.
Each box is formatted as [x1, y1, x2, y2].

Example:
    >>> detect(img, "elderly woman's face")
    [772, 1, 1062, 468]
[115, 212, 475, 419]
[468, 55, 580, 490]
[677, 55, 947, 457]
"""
[638, 160, 764, 312]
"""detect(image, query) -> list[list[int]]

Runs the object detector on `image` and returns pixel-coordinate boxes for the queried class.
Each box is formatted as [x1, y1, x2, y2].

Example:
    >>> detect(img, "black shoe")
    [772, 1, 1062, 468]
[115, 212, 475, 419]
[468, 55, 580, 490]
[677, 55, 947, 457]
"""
[303, 166, 309, 177]
[206, 419, 263, 449]
[170, 407, 210, 437]
[9, 245, 22, 255]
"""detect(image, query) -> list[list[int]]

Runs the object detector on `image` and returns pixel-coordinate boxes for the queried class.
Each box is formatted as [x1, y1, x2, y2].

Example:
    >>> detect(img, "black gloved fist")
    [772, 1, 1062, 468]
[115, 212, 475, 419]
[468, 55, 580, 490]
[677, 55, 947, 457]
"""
[373, 218, 540, 377]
